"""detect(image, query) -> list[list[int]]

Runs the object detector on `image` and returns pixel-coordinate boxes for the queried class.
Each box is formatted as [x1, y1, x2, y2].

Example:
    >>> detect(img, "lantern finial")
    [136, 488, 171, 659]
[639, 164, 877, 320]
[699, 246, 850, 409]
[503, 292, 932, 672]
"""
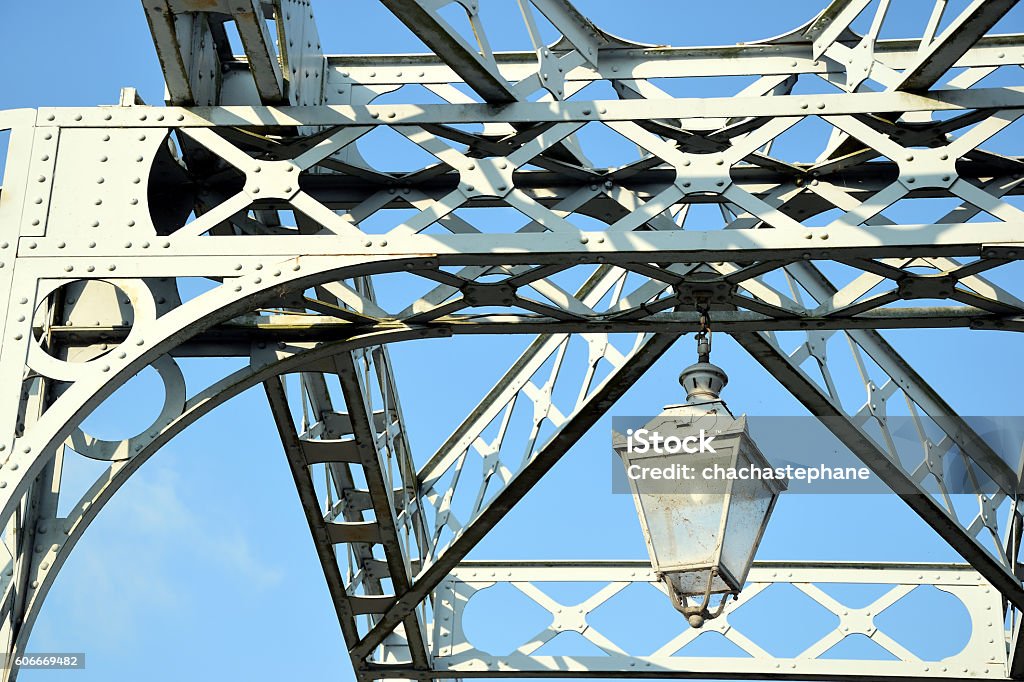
[679, 304, 728, 403]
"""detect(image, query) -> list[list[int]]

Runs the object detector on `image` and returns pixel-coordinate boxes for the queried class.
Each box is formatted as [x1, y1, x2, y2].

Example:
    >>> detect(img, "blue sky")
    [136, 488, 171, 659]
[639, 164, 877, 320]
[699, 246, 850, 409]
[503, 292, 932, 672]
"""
[2, 0, 1024, 678]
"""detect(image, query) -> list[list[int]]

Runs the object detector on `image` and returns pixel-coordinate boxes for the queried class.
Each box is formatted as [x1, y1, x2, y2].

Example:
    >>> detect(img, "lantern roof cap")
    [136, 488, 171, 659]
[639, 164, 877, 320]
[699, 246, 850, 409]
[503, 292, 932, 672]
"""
[678, 361, 729, 403]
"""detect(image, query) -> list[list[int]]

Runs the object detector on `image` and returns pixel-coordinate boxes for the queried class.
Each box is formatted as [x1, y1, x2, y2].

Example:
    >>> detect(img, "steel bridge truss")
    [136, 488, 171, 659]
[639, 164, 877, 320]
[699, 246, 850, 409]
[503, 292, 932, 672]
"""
[1, 0, 1024, 679]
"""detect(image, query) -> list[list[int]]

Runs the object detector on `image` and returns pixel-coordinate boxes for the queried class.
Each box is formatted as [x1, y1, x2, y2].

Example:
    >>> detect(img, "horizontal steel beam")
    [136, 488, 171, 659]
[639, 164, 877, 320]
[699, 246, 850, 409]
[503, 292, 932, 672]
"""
[33, 87, 1024, 126]
[212, 35, 1024, 100]
[36, 307, 1024, 350]
[385, 561, 1006, 680]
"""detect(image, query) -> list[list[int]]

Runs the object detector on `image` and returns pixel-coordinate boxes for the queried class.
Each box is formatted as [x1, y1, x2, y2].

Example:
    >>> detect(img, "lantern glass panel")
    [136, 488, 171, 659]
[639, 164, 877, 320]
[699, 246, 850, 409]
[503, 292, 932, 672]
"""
[721, 432, 785, 590]
[616, 412, 784, 598]
[633, 448, 729, 571]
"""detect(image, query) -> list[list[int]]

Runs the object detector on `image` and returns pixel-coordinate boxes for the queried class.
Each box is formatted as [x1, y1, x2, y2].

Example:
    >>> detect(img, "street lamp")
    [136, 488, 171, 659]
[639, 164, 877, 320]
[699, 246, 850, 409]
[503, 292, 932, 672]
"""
[613, 314, 785, 628]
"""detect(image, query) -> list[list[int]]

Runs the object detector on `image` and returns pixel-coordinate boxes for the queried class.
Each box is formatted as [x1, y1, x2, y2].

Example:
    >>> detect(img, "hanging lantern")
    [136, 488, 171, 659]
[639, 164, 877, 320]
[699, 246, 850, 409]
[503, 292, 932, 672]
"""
[613, 311, 786, 627]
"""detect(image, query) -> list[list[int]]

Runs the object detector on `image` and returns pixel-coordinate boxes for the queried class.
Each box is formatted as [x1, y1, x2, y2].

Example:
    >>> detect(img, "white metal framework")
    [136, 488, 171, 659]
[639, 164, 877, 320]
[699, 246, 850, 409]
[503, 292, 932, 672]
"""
[0, 0, 1023, 679]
